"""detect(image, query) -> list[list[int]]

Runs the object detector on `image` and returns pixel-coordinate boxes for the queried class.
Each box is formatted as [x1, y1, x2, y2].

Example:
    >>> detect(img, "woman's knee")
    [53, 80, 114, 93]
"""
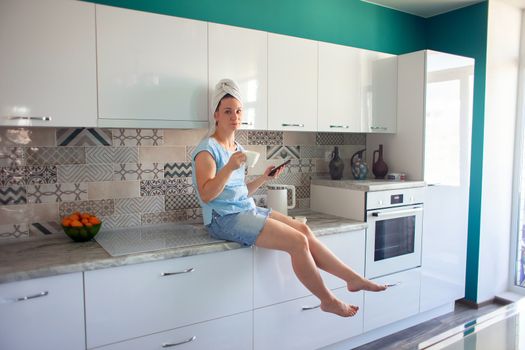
[288, 233, 309, 254]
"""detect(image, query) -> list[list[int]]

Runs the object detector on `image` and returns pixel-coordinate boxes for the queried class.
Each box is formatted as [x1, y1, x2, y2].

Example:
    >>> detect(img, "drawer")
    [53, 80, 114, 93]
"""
[254, 287, 364, 350]
[0, 273, 85, 350]
[97, 311, 252, 350]
[85, 248, 252, 348]
[363, 268, 421, 332]
[254, 230, 365, 308]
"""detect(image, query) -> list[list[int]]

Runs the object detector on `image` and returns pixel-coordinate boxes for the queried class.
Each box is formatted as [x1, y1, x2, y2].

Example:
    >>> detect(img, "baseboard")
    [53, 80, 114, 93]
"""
[458, 297, 510, 309]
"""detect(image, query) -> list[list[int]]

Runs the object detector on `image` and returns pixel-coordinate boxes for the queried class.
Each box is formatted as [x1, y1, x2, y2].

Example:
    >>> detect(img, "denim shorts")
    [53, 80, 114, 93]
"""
[206, 207, 272, 246]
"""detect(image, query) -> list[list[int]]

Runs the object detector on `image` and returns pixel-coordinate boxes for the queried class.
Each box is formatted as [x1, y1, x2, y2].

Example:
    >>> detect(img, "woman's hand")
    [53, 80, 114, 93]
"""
[226, 151, 247, 170]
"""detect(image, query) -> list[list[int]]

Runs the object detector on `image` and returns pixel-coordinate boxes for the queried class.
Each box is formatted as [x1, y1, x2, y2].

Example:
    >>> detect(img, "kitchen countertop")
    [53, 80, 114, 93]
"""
[311, 178, 426, 191]
[0, 209, 367, 284]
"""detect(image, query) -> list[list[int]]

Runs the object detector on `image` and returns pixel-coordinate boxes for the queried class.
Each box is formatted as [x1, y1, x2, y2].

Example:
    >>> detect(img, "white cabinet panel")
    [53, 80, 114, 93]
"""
[268, 33, 318, 131]
[97, 312, 252, 350]
[254, 287, 363, 350]
[209, 23, 268, 130]
[362, 52, 397, 133]
[85, 248, 252, 348]
[318, 42, 362, 132]
[0, 0, 97, 127]
[363, 268, 421, 332]
[254, 230, 365, 308]
[0, 273, 85, 350]
[96, 5, 208, 128]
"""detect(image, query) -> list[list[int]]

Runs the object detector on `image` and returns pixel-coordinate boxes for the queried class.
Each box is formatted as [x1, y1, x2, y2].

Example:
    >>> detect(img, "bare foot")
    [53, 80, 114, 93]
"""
[347, 277, 387, 292]
[320, 297, 359, 317]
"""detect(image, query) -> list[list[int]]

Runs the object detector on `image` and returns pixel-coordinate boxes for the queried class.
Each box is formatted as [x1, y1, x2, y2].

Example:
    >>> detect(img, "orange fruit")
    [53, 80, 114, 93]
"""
[71, 220, 83, 227]
[81, 218, 90, 225]
[85, 222, 93, 227]
[62, 218, 71, 227]
[81, 213, 91, 219]
[69, 214, 80, 221]
[89, 217, 101, 225]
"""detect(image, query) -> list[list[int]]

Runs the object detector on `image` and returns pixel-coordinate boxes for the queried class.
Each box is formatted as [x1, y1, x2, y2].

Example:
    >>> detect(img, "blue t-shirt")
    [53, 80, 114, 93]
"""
[191, 137, 256, 225]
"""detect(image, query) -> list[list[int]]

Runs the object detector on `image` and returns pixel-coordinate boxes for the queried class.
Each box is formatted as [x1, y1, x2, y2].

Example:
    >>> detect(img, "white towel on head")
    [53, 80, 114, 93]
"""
[211, 78, 242, 114]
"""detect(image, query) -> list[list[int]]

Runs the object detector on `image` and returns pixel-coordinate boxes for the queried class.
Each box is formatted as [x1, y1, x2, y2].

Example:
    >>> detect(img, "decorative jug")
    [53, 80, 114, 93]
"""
[328, 146, 344, 180]
[350, 149, 368, 180]
[267, 184, 296, 216]
[372, 144, 389, 179]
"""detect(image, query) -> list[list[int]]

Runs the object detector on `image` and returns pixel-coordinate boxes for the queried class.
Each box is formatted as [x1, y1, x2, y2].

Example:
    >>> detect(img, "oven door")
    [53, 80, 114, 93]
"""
[365, 205, 423, 278]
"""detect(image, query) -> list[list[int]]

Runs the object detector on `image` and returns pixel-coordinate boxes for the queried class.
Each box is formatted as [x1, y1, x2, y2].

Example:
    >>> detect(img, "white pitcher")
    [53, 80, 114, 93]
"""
[267, 184, 296, 216]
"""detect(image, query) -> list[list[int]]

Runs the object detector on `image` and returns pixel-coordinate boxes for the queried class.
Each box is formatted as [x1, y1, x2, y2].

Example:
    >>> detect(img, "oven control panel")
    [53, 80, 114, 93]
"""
[366, 187, 425, 210]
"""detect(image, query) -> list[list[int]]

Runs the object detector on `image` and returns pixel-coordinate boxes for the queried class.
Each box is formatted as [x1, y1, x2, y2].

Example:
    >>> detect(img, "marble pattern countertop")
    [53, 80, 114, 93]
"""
[311, 178, 426, 191]
[0, 209, 367, 284]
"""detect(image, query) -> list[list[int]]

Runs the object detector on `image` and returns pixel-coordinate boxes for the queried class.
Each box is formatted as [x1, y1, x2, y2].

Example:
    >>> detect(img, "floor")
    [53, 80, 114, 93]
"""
[353, 301, 505, 350]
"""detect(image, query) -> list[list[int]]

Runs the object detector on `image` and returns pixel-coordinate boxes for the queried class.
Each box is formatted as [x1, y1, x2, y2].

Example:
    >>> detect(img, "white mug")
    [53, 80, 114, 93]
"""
[243, 150, 260, 168]
[267, 184, 296, 216]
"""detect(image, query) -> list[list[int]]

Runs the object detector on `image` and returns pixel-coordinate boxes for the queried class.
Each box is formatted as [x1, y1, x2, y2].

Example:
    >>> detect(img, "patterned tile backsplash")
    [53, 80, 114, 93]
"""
[0, 127, 366, 240]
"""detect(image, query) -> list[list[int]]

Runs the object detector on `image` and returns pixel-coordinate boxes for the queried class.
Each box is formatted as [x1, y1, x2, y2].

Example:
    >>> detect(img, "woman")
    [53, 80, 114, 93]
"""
[192, 79, 386, 318]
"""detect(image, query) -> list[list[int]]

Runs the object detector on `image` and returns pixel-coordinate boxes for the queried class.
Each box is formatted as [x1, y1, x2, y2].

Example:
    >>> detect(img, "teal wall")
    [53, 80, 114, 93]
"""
[85, 0, 426, 54]
[426, 2, 488, 302]
[87, 0, 488, 302]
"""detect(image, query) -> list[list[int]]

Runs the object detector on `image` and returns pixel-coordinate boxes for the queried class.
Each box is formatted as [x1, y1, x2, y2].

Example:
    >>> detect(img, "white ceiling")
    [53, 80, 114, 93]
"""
[362, 0, 485, 18]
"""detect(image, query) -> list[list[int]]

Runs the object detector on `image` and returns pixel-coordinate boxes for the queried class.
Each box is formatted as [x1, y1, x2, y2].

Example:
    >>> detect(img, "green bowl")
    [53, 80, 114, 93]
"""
[62, 223, 102, 242]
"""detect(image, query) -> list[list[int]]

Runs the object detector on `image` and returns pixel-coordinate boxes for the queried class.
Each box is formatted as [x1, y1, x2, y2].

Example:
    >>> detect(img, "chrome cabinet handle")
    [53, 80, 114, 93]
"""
[301, 304, 320, 311]
[162, 336, 196, 348]
[329, 125, 349, 129]
[160, 267, 195, 277]
[282, 123, 305, 127]
[241, 121, 254, 126]
[1, 291, 49, 304]
[386, 282, 401, 288]
[2, 116, 52, 121]
[370, 126, 387, 131]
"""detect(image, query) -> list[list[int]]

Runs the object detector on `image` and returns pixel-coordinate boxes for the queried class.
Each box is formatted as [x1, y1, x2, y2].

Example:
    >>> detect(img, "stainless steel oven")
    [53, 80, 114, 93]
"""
[365, 188, 425, 278]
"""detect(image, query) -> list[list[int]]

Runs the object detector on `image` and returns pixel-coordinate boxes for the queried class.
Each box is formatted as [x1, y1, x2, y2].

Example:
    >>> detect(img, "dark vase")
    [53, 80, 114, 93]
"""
[329, 146, 344, 180]
[372, 144, 389, 179]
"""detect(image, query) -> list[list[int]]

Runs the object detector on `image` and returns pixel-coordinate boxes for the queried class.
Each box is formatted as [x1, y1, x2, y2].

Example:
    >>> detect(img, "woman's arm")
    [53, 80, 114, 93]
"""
[246, 165, 284, 196]
[194, 151, 245, 203]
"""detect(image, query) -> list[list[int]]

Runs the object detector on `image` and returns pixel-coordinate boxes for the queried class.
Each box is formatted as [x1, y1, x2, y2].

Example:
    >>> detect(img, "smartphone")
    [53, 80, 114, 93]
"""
[268, 159, 291, 176]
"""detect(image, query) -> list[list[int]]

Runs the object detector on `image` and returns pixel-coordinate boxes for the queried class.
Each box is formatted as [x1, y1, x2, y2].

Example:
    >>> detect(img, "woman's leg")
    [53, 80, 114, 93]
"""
[269, 211, 386, 292]
[255, 217, 358, 317]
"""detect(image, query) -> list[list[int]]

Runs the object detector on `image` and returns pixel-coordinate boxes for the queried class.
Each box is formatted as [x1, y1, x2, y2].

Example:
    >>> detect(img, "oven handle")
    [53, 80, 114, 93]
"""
[371, 206, 422, 217]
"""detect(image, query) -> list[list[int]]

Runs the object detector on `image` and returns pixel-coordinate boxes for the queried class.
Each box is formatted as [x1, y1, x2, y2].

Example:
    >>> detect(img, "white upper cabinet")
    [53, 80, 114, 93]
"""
[209, 23, 268, 130]
[96, 5, 208, 128]
[361, 51, 397, 133]
[268, 33, 318, 131]
[0, 0, 97, 127]
[318, 42, 362, 132]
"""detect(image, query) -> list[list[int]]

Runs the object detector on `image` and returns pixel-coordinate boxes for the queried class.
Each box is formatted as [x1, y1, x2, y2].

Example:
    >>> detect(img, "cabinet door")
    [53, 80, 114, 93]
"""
[268, 33, 318, 131]
[363, 268, 420, 332]
[0, 273, 85, 350]
[209, 23, 267, 130]
[254, 230, 365, 308]
[318, 42, 362, 132]
[85, 248, 252, 348]
[0, 0, 97, 127]
[362, 51, 397, 133]
[97, 311, 252, 350]
[254, 287, 363, 350]
[96, 5, 208, 128]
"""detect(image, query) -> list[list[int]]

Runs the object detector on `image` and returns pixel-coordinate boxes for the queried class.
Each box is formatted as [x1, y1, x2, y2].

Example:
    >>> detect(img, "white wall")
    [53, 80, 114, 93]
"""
[478, 0, 521, 302]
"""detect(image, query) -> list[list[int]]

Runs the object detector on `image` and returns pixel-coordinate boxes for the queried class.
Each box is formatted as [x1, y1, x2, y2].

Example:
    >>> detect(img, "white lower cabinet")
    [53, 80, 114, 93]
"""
[0, 273, 85, 350]
[363, 268, 421, 332]
[84, 248, 252, 349]
[96, 311, 252, 350]
[254, 287, 364, 350]
[254, 230, 365, 308]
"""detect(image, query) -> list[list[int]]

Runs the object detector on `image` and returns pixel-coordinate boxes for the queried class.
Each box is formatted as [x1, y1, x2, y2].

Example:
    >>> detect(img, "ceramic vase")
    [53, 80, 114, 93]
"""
[329, 146, 344, 180]
[372, 144, 388, 179]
